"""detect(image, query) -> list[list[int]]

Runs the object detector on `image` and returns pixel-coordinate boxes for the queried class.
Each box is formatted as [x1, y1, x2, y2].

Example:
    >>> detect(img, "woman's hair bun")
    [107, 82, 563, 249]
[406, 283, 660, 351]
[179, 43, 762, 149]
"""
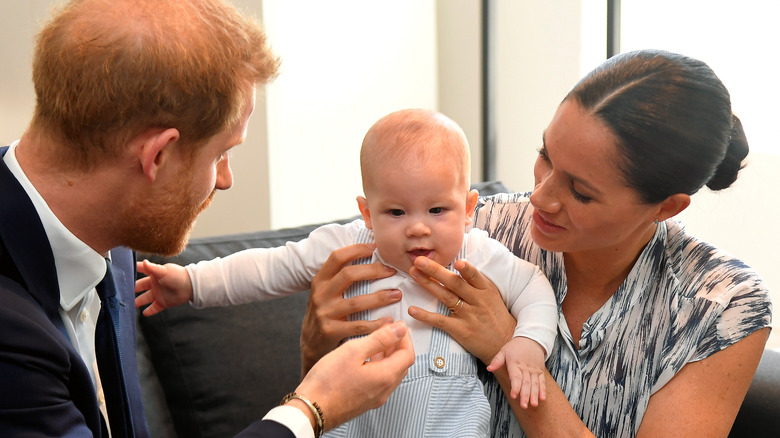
[706, 114, 749, 191]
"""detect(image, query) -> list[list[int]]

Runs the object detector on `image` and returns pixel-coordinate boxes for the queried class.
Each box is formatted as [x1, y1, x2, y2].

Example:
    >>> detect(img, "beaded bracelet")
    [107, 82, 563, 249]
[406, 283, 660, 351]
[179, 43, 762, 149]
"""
[280, 392, 325, 438]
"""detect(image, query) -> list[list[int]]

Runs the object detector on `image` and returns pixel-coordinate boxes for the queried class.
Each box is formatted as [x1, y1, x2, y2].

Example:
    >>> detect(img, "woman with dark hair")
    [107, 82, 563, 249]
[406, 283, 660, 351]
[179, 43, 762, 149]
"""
[301, 50, 772, 437]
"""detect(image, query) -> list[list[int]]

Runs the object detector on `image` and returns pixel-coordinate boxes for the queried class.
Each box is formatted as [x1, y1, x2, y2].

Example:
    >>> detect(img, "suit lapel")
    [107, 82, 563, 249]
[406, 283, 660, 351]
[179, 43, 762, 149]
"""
[0, 146, 62, 322]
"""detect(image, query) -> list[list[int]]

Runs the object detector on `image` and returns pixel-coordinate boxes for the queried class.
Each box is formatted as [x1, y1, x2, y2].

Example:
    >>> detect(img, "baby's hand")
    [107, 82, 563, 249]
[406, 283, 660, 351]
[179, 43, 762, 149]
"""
[134, 259, 194, 316]
[487, 336, 546, 408]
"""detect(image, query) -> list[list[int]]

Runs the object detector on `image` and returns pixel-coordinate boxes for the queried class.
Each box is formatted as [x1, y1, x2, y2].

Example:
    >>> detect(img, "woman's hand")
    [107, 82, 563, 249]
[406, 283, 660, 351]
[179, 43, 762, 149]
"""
[407, 256, 516, 364]
[300, 243, 402, 375]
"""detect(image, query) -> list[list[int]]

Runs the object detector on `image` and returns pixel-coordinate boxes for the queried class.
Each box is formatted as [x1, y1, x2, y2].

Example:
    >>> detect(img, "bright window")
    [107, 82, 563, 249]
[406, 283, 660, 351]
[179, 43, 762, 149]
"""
[620, 0, 780, 155]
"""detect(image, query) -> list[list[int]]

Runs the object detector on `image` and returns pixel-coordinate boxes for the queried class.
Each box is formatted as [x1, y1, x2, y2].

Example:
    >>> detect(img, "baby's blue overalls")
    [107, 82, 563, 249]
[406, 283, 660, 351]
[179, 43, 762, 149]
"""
[325, 229, 491, 438]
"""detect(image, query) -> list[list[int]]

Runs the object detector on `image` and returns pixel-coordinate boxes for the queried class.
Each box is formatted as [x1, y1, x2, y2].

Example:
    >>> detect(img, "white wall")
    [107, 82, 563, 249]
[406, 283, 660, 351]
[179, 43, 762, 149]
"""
[260, 0, 439, 230]
[437, 0, 483, 184]
[241, 0, 483, 231]
[0, 1, 48, 146]
[493, 1, 585, 192]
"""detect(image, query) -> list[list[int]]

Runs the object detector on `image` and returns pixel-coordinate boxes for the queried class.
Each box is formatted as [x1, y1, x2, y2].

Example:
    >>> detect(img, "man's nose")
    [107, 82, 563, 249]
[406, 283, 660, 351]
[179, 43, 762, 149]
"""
[215, 154, 234, 190]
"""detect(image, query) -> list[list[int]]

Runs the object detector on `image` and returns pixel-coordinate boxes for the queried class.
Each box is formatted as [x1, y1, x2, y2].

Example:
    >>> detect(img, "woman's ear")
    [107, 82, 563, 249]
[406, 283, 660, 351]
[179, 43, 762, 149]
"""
[464, 189, 479, 226]
[357, 196, 373, 229]
[138, 128, 180, 182]
[656, 193, 691, 222]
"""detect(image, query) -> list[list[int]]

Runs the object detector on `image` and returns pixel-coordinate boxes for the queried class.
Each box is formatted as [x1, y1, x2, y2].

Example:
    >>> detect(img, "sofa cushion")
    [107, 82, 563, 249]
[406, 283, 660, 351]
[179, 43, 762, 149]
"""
[137, 181, 511, 437]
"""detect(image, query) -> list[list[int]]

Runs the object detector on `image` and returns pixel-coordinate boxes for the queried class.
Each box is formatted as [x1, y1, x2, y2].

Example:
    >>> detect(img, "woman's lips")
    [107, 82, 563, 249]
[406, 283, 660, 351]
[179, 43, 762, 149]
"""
[533, 210, 565, 234]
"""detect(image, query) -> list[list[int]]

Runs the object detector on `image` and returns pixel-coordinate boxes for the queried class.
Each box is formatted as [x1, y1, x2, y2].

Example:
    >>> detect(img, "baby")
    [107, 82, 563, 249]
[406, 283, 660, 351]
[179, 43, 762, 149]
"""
[135, 108, 557, 437]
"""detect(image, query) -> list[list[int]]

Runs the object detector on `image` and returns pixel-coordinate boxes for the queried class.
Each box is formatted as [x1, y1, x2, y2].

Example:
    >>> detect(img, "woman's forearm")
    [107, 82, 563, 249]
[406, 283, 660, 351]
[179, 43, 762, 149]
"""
[490, 366, 595, 438]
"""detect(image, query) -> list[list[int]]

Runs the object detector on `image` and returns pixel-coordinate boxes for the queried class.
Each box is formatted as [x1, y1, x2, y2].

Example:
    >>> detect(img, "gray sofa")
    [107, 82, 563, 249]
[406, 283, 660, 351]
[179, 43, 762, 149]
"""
[135, 181, 778, 437]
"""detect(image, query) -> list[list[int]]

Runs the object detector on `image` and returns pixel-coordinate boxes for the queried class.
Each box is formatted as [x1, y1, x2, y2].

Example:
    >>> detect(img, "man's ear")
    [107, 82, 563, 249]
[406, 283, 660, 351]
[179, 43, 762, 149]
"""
[464, 189, 479, 226]
[656, 193, 691, 222]
[138, 128, 181, 182]
[357, 196, 373, 229]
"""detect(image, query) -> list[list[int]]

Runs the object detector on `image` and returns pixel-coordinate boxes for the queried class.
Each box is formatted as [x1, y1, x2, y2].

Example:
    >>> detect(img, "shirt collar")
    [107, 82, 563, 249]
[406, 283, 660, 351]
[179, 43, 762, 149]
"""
[3, 141, 106, 311]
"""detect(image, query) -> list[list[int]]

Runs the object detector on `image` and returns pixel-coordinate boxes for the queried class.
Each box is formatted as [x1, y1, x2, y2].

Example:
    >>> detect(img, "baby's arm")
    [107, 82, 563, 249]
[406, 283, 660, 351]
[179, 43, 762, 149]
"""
[135, 260, 194, 316]
[471, 232, 558, 408]
[489, 263, 556, 409]
[487, 336, 547, 408]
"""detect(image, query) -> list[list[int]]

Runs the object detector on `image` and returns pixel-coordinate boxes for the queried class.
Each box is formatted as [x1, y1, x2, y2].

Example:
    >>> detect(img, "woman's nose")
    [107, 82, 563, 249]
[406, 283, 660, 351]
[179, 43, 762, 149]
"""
[530, 172, 561, 213]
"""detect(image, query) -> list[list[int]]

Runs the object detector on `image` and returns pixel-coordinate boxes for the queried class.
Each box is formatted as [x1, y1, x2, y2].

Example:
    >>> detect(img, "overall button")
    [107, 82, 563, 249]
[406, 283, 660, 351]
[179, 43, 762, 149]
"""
[434, 356, 446, 369]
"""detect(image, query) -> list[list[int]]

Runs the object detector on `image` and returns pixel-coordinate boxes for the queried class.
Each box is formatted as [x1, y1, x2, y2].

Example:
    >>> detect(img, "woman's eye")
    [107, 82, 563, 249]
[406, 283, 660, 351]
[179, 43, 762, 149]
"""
[537, 147, 550, 162]
[429, 207, 444, 214]
[570, 184, 592, 203]
[389, 209, 404, 217]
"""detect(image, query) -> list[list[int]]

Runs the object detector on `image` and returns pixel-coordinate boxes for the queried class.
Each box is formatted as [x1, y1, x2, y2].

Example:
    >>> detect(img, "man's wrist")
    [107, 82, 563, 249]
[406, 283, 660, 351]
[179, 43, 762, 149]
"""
[281, 392, 325, 438]
[262, 405, 315, 438]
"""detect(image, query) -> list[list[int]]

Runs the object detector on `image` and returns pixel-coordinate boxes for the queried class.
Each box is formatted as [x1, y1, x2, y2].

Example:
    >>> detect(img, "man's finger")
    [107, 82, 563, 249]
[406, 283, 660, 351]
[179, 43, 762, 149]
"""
[353, 321, 413, 362]
[340, 317, 395, 339]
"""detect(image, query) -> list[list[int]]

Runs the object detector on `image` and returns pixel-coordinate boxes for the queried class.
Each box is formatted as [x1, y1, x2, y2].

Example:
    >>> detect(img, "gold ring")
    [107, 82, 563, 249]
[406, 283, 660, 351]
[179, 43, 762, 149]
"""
[450, 298, 464, 314]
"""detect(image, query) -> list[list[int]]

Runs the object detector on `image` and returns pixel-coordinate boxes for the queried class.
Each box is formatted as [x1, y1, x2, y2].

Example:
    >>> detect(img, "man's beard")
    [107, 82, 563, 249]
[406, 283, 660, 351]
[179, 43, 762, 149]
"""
[118, 183, 216, 257]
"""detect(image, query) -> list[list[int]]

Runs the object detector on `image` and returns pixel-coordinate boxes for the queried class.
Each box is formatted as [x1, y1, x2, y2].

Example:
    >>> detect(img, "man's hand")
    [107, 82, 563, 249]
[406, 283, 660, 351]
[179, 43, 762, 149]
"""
[294, 320, 415, 431]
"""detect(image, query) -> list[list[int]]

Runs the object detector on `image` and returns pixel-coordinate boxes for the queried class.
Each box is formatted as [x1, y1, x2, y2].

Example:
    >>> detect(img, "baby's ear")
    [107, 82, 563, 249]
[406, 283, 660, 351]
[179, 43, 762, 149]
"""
[356, 196, 373, 229]
[464, 189, 479, 226]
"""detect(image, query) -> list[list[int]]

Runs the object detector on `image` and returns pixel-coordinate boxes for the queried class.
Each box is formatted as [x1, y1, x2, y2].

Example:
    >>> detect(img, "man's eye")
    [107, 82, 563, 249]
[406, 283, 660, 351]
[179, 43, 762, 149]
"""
[389, 209, 404, 217]
[429, 207, 444, 214]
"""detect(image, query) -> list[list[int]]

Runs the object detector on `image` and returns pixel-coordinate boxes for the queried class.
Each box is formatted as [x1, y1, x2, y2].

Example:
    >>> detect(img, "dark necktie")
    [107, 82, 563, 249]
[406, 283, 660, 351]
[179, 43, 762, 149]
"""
[95, 258, 134, 437]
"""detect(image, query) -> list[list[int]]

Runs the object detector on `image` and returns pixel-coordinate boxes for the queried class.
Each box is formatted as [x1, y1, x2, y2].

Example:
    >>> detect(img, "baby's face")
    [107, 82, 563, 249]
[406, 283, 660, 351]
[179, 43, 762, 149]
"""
[359, 160, 476, 274]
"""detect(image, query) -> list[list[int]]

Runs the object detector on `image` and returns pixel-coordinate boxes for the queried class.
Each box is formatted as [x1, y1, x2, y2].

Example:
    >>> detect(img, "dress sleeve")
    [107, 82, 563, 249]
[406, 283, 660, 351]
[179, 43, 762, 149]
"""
[691, 269, 772, 361]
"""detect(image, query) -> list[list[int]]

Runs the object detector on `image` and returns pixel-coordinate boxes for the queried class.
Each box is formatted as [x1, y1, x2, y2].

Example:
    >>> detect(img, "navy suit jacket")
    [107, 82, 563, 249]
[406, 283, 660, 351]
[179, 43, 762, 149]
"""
[0, 146, 294, 437]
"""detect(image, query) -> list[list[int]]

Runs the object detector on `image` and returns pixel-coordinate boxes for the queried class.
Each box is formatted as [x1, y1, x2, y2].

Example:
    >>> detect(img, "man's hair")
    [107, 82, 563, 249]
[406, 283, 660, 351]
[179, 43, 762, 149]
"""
[31, 0, 279, 169]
